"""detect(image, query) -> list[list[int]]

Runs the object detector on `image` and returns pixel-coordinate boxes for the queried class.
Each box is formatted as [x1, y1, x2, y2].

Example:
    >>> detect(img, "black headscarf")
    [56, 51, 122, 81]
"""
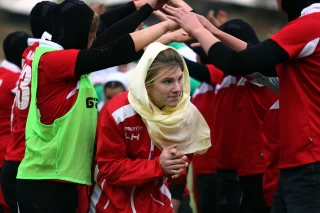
[51, 0, 94, 49]
[282, 0, 320, 21]
[30, 1, 56, 38]
[2, 32, 32, 68]
[219, 19, 260, 45]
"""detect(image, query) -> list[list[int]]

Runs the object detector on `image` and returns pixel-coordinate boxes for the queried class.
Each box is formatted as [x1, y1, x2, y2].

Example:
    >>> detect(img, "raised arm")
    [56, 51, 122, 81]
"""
[164, 6, 289, 77]
[74, 20, 178, 76]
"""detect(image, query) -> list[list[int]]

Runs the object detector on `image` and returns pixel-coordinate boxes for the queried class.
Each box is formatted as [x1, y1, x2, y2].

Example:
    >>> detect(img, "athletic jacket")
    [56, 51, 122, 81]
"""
[90, 91, 179, 213]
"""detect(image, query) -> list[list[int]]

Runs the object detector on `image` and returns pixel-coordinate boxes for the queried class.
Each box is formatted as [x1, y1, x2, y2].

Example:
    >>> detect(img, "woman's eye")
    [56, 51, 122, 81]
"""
[163, 80, 172, 84]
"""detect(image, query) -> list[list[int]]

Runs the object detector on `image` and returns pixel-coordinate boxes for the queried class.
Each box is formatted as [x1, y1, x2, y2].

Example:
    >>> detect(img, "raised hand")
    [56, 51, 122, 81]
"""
[148, 0, 170, 11]
[90, 3, 105, 15]
[163, 5, 205, 36]
[207, 10, 229, 27]
[196, 14, 219, 35]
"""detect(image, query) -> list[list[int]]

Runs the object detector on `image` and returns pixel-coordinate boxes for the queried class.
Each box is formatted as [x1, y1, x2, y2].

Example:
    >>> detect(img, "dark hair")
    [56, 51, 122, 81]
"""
[3, 31, 32, 68]
[104, 81, 126, 91]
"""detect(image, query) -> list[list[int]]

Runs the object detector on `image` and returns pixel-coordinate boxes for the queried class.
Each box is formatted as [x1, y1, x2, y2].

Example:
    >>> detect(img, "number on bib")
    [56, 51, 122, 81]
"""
[16, 64, 31, 110]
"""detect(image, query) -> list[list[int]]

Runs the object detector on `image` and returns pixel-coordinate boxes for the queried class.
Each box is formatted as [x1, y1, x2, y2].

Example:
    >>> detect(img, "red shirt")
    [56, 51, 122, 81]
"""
[213, 76, 241, 170]
[234, 78, 278, 176]
[192, 83, 216, 175]
[6, 41, 80, 161]
[0, 61, 20, 166]
[262, 100, 280, 207]
[271, 7, 320, 168]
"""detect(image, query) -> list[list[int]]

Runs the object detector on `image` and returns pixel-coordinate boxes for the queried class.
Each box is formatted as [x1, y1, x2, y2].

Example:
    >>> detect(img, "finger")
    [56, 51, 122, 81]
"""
[191, 42, 201, 48]
[171, 174, 180, 179]
[165, 144, 177, 151]
[169, 151, 185, 159]
[168, 148, 177, 155]
[164, 4, 183, 17]
[166, 15, 181, 24]
[185, 162, 189, 167]
[167, 164, 186, 171]
[167, 158, 187, 165]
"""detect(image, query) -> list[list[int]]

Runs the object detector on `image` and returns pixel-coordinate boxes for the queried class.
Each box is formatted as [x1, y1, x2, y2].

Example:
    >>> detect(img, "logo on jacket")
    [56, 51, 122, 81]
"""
[86, 97, 98, 109]
[124, 126, 144, 131]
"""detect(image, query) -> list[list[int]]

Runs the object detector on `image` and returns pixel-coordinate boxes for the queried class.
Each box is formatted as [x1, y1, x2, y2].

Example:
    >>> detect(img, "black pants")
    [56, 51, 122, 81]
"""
[17, 180, 78, 213]
[272, 162, 320, 213]
[178, 195, 193, 213]
[216, 169, 242, 213]
[239, 174, 269, 213]
[0, 160, 20, 213]
[196, 173, 217, 213]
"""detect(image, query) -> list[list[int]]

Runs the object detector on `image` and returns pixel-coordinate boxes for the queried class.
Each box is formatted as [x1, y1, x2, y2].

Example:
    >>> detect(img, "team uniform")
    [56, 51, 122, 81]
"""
[262, 100, 280, 208]
[0, 60, 20, 213]
[270, 4, 320, 212]
[0, 61, 20, 166]
[90, 91, 180, 213]
[192, 82, 217, 213]
[233, 77, 278, 213]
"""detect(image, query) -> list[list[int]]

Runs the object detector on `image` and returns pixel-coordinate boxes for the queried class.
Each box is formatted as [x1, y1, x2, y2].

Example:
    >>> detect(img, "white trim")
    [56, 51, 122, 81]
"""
[112, 104, 137, 125]
[215, 76, 238, 94]
[237, 77, 264, 87]
[301, 3, 320, 17]
[103, 199, 110, 210]
[66, 81, 80, 99]
[192, 83, 214, 98]
[89, 166, 103, 213]
[27, 38, 63, 50]
[130, 186, 137, 213]
[1, 60, 21, 73]
[298, 38, 320, 58]
[150, 194, 165, 206]
[159, 178, 173, 208]
[270, 100, 279, 110]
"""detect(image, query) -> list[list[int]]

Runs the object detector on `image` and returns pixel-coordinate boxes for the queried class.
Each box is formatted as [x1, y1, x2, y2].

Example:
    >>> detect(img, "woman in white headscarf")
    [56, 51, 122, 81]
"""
[90, 42, 210, 213]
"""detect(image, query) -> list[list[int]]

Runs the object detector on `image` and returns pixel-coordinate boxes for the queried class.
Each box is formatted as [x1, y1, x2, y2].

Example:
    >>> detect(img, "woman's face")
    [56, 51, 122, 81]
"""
[146, 66, 183, 109]
[276, 0, 284, 12]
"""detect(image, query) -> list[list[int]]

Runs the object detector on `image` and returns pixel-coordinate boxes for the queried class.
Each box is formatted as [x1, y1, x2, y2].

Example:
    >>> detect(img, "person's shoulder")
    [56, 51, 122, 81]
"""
[103, 91, 130, 114]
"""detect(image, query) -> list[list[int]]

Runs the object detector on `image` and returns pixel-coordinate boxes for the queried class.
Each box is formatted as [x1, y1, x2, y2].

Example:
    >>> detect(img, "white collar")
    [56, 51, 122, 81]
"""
[28, 38, 64, 50]
[301, 3, 320, 17]
[27, 31, 63, 50]
[1, 60, 21, 73]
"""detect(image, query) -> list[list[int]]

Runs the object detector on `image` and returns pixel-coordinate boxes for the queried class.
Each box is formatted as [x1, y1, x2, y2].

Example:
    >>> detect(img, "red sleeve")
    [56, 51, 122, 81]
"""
[270, 15, 320, 59]
[96, 106, 166, 187]
[206, 64, 224, 86]
[8, 72, 20, 94]
[39, 49, 80, 81]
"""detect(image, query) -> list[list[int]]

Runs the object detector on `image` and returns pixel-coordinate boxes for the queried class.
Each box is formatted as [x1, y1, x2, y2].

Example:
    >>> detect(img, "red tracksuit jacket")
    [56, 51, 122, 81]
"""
[90, 91, 177, 213]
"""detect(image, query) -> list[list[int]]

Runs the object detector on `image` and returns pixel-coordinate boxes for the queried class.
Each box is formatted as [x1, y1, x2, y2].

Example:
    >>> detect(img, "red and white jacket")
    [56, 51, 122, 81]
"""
[90, 91, 175, 213]
[192, 83, 217, 175]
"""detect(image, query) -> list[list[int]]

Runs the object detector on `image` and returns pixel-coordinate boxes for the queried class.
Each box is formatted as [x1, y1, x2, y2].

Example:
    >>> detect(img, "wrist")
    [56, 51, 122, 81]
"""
[191, 27, 207, 38]
[146, 0, 156, 10]
[134, 0, 148, 9]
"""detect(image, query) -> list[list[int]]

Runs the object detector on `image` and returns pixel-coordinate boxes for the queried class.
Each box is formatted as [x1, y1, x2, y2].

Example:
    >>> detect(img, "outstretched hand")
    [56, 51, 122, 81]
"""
[148, 0, 170, 11]
[163, 5, 205, 36]
[196, 14, 219, 35]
